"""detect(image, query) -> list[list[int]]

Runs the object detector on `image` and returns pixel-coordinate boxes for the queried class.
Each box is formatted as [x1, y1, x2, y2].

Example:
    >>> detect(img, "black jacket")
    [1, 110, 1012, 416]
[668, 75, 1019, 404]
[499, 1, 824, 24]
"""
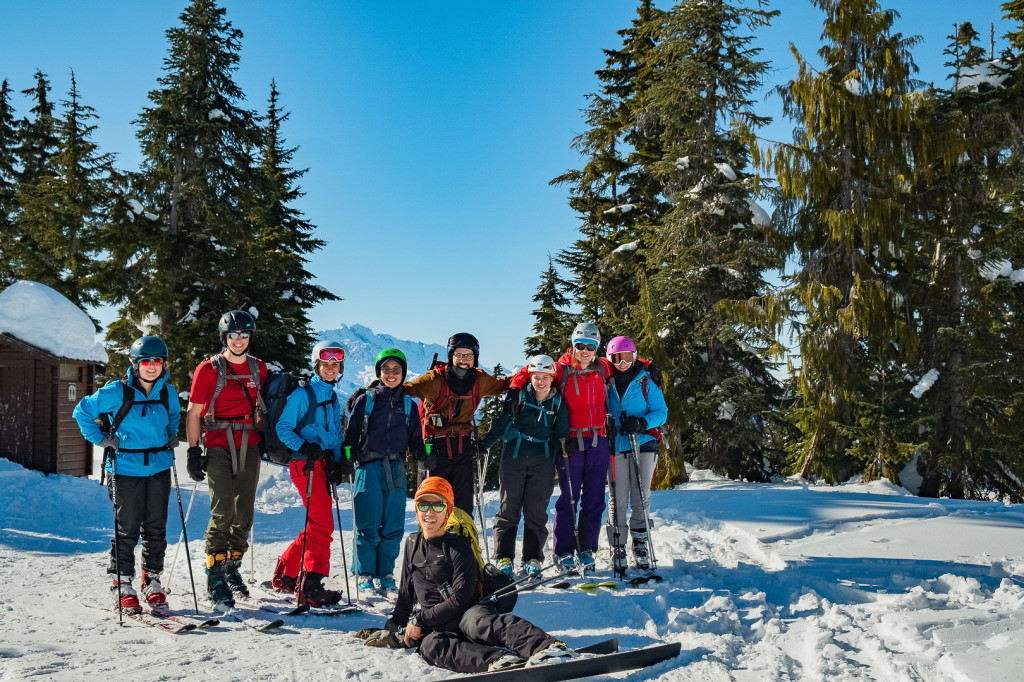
[392, 531, 479, 631]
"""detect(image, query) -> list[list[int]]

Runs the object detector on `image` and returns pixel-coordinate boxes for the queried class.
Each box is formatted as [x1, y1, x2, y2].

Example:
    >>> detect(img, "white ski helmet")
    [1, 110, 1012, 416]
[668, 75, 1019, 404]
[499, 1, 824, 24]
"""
[527, 354, 557, 375]
[570, 322, 601, 348]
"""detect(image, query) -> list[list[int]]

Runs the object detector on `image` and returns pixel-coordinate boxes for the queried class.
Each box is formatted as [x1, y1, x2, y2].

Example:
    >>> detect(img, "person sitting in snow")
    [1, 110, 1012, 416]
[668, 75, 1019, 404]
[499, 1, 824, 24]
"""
[355, 476, 579, 673]
[343, 347, 427, 598]
[268, 340, 352, 607]
[73, 335, 180, 614]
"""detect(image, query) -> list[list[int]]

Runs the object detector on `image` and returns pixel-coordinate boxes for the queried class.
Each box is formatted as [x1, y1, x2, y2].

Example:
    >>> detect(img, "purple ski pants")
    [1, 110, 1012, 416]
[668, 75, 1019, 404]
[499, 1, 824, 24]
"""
[552, 436, 609, 556]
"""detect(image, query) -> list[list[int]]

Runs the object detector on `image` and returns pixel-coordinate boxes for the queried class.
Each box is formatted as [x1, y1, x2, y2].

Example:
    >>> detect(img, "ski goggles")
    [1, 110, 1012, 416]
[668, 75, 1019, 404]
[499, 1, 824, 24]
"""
[610, 352, 635, 365]
[138, 357, 164, 367]
[318, 348, 345, 362]
[574, 343, 597, 352]
[416, 500, 448, 513]
[226, 331, 252, 340]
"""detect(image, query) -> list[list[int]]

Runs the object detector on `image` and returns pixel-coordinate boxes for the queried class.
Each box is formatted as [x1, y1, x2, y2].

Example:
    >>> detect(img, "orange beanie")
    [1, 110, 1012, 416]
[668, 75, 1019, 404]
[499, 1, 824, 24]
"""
[415, 476, 454, 512]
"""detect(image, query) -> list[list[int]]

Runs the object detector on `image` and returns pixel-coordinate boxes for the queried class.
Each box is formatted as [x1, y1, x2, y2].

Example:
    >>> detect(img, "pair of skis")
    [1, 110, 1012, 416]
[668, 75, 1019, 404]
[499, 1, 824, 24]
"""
[82, 601, 219, 635]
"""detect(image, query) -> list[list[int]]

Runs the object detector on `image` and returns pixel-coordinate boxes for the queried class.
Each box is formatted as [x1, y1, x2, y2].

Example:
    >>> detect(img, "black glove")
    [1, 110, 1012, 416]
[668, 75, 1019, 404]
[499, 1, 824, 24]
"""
[620, 415, 647, 434]
[165, 437, 180, 451]
[299, 442, 324, 460]
[329, 457, 354, 485]
[419, 453, 437, 472]
[186, 446, 207, 482]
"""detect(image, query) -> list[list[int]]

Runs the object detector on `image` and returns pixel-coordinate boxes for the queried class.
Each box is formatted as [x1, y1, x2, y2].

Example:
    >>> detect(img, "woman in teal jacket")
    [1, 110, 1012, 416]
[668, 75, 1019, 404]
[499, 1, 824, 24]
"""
[270, 340, 350, 606]
[604, 336, 667, 577]
[73, 336, 180, 614]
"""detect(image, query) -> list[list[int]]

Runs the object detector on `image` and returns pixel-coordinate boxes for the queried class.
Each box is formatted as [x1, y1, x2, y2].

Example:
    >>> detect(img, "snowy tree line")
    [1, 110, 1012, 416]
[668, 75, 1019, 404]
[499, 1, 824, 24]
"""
[529, 0, 1024, 502]
[0, 0, 338, 391]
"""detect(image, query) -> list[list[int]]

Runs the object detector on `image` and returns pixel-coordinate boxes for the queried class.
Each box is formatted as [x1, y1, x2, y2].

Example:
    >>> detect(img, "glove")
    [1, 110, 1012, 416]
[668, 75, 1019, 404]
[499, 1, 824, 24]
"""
[355, 628, 405, 648]
[605, 413, 618, 438]
[165, 437, 180, 451]
[186, 446, 207, 482]
[98, 434, 120, 451]
[329, 457, 354, 485]
[299, 442, 324, 460]
[620, 415, 647, 434]
[419, 452, 437, 472]
[475, 439, 488, 457]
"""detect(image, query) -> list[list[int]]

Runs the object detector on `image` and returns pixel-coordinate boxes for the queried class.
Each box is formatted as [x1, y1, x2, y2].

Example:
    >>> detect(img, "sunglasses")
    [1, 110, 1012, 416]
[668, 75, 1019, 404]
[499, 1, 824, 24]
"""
[227, 331, 252, 340]
[319, 348, 345, 362]
[574, 343, 597, 352]
[138, 357, 164, 367]
[380, 367, 403, 376]
[416, 500, 448, 513]
[610, 352, 635, 365]
[452, 351, 475, 361]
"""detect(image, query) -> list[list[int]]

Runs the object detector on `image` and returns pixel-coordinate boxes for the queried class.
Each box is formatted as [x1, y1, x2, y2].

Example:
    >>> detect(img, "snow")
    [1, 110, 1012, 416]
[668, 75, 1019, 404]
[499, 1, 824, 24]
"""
[613, 240, 640, 254]
[844, 78, 862, 96]
[675, 156, 690, 170]
[127, 198, 144, 215]
[955, 60, 1008, 92]
[714, 162, 737, 181]
[208, 108, 228, 121]
[911, 368, 940, 399]
[747, 197, 771, 226]
[0, 281, 108, 363]
[0, 454, 1022, 680]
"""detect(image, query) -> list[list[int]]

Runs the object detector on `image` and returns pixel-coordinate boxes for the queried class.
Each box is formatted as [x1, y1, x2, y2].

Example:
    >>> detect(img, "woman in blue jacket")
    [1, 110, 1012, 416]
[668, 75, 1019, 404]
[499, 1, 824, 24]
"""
[604, 336, 667, 576]
[343, 348, 426, 598]
[271, 340, 351, 606]
[74, 336, 180, 614]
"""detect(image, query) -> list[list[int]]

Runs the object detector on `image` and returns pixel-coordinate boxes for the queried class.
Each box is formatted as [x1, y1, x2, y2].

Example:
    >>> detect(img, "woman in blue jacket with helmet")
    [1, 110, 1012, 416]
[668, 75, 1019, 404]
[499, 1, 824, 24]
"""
[74, 335, 180, 614]
[604, 336, 667, 577]
[343, 348, 426, 598]
[270, 340, 351, 607]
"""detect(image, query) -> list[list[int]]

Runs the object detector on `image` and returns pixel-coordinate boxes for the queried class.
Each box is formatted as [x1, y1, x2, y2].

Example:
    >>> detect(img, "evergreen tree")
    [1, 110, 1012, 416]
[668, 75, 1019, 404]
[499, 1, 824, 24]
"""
[106, 0, 266, 386]
[524, 256, 574, 357]
[476, 363, 508, 491]
[640, 0, 783, 481]
[751, 1, 927, 481]
[13, 71, 115, 311]
[245, 80, 340, 372]
[0, 79, 18, 288]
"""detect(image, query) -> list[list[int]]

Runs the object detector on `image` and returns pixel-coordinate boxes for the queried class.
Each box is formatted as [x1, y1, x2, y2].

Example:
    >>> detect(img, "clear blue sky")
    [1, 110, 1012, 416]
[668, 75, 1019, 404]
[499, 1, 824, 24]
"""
[0, 1, 1011, 369]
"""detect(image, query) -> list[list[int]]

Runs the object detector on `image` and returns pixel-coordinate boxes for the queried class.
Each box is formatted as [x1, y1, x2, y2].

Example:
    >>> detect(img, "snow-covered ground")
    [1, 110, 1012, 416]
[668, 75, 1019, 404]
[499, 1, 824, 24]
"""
[1, 453, 1022, 681]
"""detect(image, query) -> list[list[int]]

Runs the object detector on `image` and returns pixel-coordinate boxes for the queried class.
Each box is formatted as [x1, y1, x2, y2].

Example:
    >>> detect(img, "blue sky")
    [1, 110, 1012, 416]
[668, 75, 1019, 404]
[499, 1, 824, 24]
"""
[0, 1, 1011, 369]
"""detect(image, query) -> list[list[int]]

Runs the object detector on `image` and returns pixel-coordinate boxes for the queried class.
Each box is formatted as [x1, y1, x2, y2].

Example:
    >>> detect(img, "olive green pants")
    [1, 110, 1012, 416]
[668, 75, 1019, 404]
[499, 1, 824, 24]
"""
[204, 444, 261, 556]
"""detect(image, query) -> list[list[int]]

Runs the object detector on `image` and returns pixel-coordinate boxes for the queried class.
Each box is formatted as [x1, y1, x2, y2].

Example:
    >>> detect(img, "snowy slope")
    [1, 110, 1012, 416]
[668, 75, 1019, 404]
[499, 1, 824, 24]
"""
[0, 454, 1022, 680]
[314, 323, 447, 399]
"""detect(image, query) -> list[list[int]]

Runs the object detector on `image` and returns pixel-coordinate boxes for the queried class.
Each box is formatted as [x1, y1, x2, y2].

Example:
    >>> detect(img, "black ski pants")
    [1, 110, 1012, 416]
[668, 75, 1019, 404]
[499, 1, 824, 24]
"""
[419, 443, 476, 517]
[417, 604, 558, 673]
[493, 455, 555, 563]
[107, 468, 171, 578]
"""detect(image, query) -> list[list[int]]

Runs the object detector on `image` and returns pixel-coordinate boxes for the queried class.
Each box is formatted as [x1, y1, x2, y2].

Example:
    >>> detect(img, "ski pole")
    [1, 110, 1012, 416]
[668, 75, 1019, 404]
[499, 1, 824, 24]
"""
[170, 461, 200, 614]
[108, 450, 124, 626]
[165, 479, 198, 593]
[484, 560, 560, 600]
[248, 525, 256, 585]
[346, 450, 360, 604]
[607, 449, 623, 580]
[475, 445, 491, 563]
[296, 456, 316, 607]
[628, 433, 658, 572]
[330, 480, 354, 606]
[559, 440, 584, 577]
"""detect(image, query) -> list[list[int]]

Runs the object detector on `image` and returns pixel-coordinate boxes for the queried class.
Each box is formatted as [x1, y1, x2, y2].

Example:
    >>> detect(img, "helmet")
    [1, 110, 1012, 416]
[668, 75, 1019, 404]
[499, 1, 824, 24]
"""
[129, 336, 168, 376]
[218, 310, 256, 345]
[570, 322, 601, 348]
[311, 339, 345, 378]
[415, 476, 454, 513]
[606, 336, 637, 356]
[375, 348, 408, 380]
[447, 332, 479, 367]
[527, 354, 557, 375]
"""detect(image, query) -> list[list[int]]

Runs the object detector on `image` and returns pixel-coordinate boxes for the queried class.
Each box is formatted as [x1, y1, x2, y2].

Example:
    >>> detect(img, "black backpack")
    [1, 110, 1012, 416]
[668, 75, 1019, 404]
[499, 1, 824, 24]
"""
[261, 372, 335, 466]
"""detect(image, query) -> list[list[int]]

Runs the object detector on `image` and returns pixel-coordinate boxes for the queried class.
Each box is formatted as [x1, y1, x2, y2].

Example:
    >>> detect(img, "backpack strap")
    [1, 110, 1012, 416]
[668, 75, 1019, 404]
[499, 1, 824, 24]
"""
[106, 379, 173, 466]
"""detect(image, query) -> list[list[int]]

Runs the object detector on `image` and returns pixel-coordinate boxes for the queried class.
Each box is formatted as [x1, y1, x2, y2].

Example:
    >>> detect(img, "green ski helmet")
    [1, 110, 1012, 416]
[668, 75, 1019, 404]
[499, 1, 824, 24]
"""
[375, 347, 408, 381]
[129, 335, 168, 377]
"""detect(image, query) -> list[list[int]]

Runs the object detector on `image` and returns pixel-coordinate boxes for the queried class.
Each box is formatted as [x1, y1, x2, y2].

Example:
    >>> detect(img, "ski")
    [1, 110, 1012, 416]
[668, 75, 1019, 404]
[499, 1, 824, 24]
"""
[212, 603, 285, 632]
[577, 580, 619, 592]
[455, 641, 681, 681]
[254, 583, 363, 616]
[82, 601, 217, 634]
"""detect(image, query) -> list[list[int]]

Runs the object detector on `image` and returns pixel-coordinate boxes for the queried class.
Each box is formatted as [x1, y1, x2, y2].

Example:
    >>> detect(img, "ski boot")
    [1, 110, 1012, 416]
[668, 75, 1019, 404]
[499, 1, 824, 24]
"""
[270, 557, 297, 593]
[375, 574, 398, 599]
[611, 544, 628, 577]
[141, 571, 169, 613]
[111, 577, 142, 614]
[298, 572, 342, 607]
[524, 559, 543, 577]
[496, 557, 514, 577]
[526, 641, 578, 667]
[557, 553, 576, 574]
[631, 530, 651, 571]
[206, 554, 235, 608]
[357, 574, 375, 592]
[578, 549, 596, 572]
[225, 551, 250, 597]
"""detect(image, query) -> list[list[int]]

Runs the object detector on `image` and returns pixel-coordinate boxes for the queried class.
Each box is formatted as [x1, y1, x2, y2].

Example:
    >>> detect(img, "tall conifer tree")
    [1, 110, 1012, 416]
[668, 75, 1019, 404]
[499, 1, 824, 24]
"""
[524, 256, 573, 357]
[0, 80, 18, 288]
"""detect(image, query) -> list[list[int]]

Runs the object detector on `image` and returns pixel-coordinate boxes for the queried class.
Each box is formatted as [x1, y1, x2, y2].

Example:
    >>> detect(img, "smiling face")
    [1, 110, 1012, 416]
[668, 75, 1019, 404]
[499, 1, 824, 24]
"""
[416, 493, 450, 538]
[572, 343, 596, 369]
[379, 358, 403, 388]
[318, 359, 342, 383]
[451, 348, 475, 370]
[225, 331, 251, 357]
[530, 371, 553, 399]
[136, 357, 163, 384]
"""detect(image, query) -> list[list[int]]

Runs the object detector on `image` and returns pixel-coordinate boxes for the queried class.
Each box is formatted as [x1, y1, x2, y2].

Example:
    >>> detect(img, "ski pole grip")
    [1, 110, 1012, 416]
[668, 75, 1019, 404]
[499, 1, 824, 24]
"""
[425, 443, 432, 456]
[344, 446, 352, 461]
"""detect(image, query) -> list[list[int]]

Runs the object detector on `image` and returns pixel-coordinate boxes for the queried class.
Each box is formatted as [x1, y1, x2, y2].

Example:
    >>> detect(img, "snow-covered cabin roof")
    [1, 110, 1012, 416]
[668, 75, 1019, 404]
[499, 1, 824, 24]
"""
[0, 281, 108, 363]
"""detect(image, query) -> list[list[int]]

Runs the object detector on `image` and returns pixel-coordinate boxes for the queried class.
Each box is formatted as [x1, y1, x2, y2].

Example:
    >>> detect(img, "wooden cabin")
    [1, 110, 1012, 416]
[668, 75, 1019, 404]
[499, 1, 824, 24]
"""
[0, 332, 104, 477]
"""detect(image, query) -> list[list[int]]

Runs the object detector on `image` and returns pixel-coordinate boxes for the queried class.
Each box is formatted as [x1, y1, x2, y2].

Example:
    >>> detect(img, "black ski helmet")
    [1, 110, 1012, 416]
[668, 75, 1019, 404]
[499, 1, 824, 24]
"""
[128, 335, 168, 377]
[446, 332, 479, 367]
[219, 310, 256, 346]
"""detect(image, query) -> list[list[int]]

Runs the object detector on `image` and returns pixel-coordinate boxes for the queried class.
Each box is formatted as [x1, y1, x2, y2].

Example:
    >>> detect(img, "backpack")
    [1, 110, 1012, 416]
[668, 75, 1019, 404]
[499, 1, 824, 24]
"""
[261, 372, 335, 466]
[504, 389, 562, 459]
[444, 508, 516, 613]
[100, 377, 172, 466]
[419, 357, 481, 446]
